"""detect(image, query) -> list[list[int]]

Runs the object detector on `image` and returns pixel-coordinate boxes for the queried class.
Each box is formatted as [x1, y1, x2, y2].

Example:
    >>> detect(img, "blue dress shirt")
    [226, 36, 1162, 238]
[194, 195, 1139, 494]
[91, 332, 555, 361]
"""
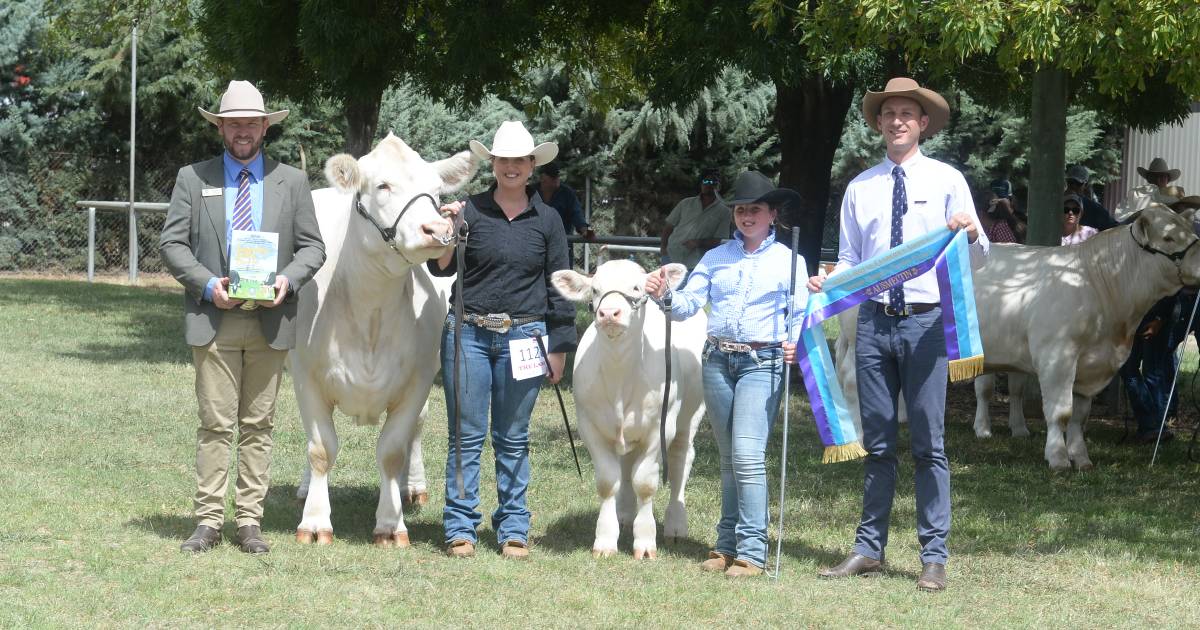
[204, 152, 265, 301]
[666, 228, 809, 343]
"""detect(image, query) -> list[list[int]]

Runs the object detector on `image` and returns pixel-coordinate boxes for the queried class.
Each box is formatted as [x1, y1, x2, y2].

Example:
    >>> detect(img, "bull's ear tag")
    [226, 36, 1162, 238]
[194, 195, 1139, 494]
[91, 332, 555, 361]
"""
[202, 188, 222, 197]
[510, 336, 550, 380]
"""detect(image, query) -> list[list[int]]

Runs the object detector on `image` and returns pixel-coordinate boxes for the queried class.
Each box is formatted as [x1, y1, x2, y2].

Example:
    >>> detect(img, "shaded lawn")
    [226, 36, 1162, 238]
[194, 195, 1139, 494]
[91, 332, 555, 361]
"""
[1, 278, 1198, 628]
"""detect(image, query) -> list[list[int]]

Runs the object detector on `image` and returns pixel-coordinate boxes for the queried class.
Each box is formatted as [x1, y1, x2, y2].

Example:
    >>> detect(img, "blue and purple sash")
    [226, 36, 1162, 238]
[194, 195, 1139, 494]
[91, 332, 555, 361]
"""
[798, 228, 984, 463]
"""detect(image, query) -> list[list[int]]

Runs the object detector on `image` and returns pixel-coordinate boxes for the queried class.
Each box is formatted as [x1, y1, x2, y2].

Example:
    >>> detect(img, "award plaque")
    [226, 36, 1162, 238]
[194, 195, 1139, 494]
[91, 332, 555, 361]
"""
[228, 230, 279, 301]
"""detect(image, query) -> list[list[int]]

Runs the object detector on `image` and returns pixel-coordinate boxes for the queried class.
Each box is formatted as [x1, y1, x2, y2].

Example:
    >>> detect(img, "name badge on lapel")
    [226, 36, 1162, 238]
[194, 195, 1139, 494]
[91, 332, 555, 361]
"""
[202, 188, 222, 197]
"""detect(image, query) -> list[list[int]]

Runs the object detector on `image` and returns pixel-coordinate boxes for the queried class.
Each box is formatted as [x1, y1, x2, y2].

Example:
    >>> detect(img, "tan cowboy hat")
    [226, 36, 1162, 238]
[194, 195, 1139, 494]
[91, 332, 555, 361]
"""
[862, 77, 950, 139]
[469, 121, 558, 166]
[1137, 157, 1181, 183]
[1171, 195, 1200, 212]
[199, 80, 289, 126]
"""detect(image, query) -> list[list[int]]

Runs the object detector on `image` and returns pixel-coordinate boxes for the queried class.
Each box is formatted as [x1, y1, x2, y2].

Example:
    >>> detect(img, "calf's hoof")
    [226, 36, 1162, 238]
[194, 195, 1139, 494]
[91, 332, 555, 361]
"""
[974, 428, 992, 439]
[1073, 460, 1094, 471]
[1011, 427, 1031, 438]
[592, 547, 617, 559]
[633, 547, 657, 560]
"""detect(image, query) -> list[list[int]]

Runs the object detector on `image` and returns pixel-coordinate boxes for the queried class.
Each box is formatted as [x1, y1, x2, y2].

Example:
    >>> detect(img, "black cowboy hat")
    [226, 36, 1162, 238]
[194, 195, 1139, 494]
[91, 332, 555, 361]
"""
[728, 171, 801, 211]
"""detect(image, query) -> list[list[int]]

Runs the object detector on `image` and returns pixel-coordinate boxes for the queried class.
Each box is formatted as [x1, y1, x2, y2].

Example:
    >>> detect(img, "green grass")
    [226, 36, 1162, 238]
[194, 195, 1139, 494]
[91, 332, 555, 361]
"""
[1, 278, 1199, 628]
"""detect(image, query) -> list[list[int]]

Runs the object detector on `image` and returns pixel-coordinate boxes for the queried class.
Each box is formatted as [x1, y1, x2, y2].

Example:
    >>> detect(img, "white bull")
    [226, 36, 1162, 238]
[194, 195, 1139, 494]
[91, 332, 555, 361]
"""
[291, 134, 475, 545]
[551, 261, 707, 559]
[837, 206, 1200, 470]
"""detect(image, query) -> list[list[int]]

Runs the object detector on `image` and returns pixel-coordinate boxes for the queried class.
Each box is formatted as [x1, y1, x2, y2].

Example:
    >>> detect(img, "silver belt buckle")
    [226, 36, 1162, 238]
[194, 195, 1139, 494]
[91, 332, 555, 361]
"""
[483, 313, 512, 333]
[718, 339, 752, 354]
[883, 304, 909, 317]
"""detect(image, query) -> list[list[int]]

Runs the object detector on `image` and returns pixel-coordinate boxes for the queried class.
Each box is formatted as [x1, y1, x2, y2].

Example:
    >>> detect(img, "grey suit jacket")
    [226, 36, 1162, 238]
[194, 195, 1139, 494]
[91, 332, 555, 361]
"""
[158, 155, 326, 349]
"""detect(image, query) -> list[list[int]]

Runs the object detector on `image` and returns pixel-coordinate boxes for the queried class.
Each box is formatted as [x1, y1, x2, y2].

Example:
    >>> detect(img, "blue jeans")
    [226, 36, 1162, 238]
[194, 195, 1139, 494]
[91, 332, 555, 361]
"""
[702, 342, 784, 569]
[1120, 316, 1175, 435]
[853, 302, 950, 565]
[440, 314, 545, 546]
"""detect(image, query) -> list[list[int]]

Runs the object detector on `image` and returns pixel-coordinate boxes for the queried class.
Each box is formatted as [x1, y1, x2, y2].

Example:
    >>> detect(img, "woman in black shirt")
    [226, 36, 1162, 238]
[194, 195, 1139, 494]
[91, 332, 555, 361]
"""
[429, 121, 577, 559]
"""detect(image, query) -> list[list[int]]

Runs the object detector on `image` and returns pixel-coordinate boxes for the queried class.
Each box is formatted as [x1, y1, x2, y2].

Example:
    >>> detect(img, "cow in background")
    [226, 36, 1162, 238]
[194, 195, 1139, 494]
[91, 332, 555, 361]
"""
[291, 134, 476, 545]
[552, 261, 706, 559]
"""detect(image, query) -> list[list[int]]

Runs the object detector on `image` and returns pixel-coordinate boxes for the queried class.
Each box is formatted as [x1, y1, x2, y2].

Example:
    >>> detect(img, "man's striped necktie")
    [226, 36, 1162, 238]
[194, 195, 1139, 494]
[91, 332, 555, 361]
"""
[231, 168, 254, 231]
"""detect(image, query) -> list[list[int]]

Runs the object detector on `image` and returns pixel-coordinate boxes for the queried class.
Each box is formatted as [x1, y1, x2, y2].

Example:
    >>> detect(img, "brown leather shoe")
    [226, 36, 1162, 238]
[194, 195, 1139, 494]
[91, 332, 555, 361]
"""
[724, 559, 764, 578]
[916, 562, 946, 591]
[446, 539, 476, 558]
[234, 525, 270, 554]
[699, 550, 734, 573]
[500, 540, 529, 560]
[818, 553, 883, 578]
[180, 525, 221, 553]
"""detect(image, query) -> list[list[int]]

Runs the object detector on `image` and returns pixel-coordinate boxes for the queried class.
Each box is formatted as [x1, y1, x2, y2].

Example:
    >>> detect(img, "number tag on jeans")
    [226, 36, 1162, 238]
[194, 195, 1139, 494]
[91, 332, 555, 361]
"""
[509, 336, 549, 380]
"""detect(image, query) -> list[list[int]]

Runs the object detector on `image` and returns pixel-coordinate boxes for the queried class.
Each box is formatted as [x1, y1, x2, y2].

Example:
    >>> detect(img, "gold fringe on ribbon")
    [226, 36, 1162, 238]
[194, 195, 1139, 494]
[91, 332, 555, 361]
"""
[822, 442, 868, 464]
[948, 354, 985, 383]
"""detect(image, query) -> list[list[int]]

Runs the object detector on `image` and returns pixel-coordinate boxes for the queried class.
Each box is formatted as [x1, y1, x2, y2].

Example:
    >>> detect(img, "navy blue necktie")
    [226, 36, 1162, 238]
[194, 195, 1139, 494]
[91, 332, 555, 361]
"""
[889, 165, 906, 312]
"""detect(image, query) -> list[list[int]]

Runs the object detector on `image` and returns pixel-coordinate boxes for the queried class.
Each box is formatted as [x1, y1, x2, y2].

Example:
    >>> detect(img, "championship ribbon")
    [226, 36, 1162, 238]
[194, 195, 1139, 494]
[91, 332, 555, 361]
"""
[798, 227, 984, 463]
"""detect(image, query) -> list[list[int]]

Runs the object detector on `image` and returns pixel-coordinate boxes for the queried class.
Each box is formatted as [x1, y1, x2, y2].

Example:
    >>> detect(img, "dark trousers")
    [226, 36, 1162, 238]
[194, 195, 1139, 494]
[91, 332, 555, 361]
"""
[853, 301, 951, 564]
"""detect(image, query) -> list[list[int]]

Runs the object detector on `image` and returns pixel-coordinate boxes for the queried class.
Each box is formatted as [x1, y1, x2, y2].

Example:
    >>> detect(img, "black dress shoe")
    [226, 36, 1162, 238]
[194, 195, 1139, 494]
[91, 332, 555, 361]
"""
[818, 553, 883, 578]
[234, 525, 270, 554]
[180, 525, 221, 553]
[917, 562, 947, 591]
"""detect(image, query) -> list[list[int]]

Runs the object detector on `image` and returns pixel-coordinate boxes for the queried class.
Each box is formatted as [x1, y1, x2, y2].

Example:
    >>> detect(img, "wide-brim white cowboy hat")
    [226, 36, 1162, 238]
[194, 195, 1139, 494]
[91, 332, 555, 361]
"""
[862, 77, 951, 139]
[469, 121, 558, 166]
[1137, 157, 1181, 183]
[199, 80, 289, 126]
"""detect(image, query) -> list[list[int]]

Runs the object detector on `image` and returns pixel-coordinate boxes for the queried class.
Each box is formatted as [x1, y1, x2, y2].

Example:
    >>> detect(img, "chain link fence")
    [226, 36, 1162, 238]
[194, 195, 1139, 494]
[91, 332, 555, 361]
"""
[1, 151, 177, 280]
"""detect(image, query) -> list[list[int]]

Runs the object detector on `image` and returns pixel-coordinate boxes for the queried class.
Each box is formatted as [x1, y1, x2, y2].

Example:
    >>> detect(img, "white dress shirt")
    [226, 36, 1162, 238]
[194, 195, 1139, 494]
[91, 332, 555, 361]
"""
[835, 150, 988, 304]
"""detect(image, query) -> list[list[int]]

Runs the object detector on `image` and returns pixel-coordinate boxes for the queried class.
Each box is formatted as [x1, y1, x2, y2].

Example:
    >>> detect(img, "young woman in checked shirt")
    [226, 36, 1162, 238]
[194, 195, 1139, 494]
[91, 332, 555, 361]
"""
[645, 171, 808, 578]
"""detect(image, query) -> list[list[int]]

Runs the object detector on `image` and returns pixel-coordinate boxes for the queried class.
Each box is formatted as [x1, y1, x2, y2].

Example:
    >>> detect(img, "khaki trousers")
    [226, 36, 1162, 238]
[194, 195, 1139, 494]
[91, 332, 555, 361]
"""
[191, 310, 288, 529]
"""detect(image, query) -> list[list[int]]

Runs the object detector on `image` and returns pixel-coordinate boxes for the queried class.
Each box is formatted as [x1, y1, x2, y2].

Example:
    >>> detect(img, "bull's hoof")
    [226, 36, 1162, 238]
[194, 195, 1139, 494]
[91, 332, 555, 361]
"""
[1011, 428, 1032, 438]
[295, 528, 332, 544]
[402, 491, 429, 510]
[373, 532, 410, 548]
[633, 548, 657, 560]
[974, 429, 992, 439]
[592, 548, 617, 559]
[1074, 460, 1095, 471]
[1047, 460, 1071, 472]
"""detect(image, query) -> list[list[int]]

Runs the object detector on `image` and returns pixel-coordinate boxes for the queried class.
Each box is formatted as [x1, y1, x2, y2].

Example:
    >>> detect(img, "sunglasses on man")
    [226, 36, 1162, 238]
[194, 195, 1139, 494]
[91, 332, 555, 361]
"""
[1063, 205, 1082, 215]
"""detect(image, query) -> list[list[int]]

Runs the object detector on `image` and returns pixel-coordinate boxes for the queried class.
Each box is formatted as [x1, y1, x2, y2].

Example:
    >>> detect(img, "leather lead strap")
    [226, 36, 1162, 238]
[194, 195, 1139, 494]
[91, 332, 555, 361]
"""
[534, 335, 583, 480]
[452, 213, 468, 499]
[659, 292, 673, 485]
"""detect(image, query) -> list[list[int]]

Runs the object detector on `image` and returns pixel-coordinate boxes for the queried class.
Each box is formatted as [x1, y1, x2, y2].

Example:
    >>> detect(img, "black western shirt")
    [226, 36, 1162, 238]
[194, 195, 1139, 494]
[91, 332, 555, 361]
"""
[428, 186, 578, 353]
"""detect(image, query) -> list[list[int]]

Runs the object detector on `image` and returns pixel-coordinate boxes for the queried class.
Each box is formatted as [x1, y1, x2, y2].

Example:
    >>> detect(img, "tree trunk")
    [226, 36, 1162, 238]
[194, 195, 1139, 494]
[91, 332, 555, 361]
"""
[343, 89, 384, 158]
[775, 76, 855, 276]
[1027, 67, 1068, 246]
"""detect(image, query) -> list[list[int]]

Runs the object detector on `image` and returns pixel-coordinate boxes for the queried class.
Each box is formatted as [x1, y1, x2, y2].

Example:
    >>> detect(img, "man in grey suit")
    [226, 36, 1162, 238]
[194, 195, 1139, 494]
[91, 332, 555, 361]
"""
[160, 80, 325, 554]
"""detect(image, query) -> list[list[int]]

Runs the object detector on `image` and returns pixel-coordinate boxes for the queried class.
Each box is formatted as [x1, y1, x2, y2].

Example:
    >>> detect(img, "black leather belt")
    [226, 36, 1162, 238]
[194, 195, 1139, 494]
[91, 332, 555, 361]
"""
[869, 301, 938, 317]
[708, 337, 783, 354]
[463, 313, 540, 333]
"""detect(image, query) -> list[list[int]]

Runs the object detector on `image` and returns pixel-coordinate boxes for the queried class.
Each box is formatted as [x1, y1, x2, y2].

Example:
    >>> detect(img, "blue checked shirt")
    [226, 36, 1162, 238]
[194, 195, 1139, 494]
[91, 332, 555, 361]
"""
[664, 228, 809, 343]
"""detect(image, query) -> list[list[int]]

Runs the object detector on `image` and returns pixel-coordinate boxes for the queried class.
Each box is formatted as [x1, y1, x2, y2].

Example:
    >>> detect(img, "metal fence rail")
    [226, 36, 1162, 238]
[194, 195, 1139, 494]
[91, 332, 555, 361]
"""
[76, 200, 167, 283]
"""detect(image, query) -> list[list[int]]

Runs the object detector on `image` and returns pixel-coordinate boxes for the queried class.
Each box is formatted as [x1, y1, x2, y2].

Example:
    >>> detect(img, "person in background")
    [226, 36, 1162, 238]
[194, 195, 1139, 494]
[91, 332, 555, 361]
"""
[660, 169, 731, 270]
[537, 162, 594, 240]
[645, 170, 807, 578]
[981, 178, 1025, 244]
[1065, 165, 1117, 231]
[1060, 193, 1098, 245]
[1114, 158, 1182, 222]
